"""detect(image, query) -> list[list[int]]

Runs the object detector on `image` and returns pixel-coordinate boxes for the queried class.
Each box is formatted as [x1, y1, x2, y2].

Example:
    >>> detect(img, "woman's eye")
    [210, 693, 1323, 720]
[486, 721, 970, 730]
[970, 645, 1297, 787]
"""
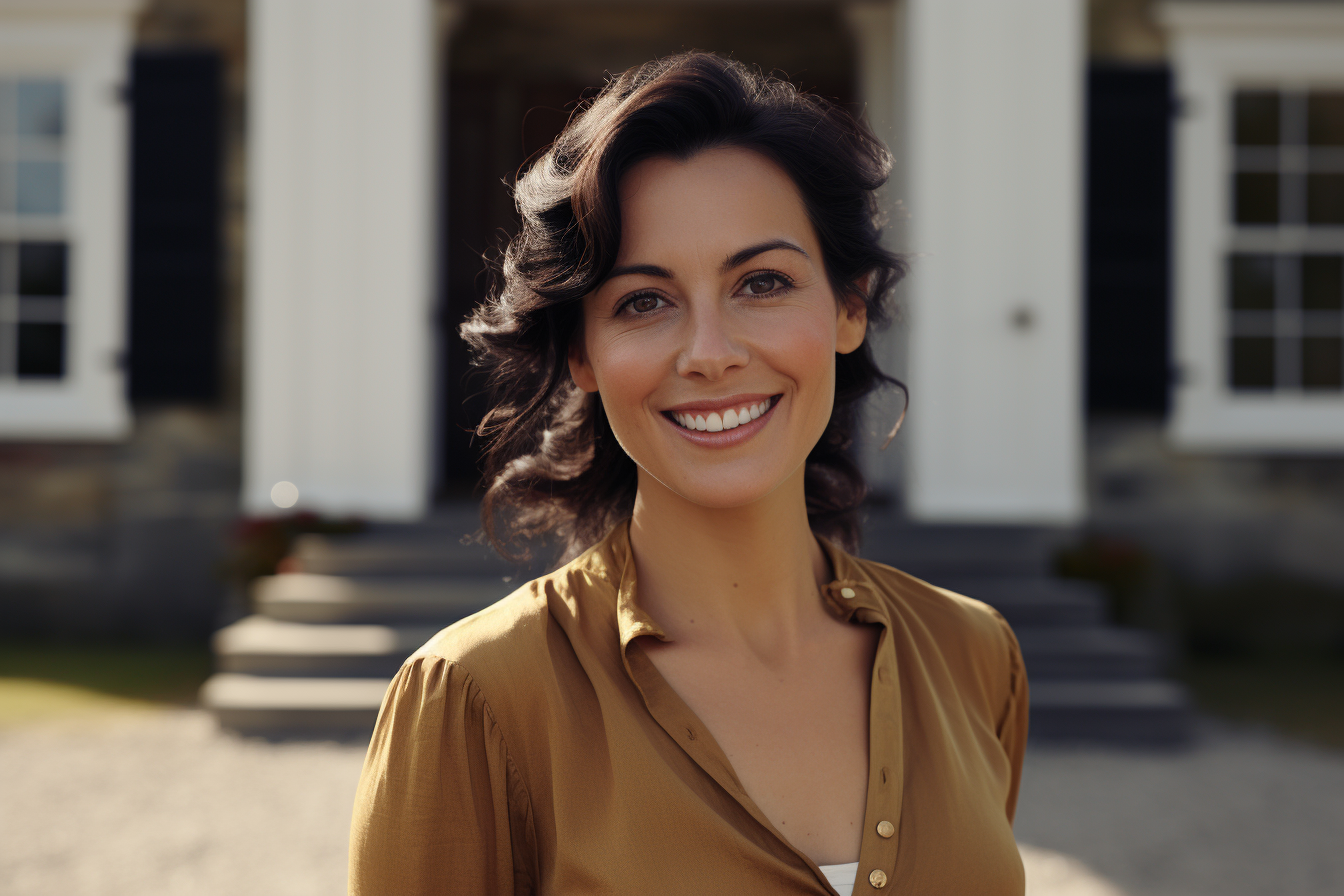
[743, 274, 785, 295]
[624, 293, 664, 314]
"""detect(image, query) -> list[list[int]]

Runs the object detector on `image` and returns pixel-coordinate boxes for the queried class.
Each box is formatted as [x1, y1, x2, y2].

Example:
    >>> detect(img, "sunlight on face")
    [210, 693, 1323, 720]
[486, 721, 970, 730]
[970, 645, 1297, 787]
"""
[569, 146, 867, 511]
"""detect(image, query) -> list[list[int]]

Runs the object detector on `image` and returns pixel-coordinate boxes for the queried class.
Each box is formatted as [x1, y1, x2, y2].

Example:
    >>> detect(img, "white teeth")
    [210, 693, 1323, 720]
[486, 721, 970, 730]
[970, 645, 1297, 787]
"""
[671, 398, 774, 431]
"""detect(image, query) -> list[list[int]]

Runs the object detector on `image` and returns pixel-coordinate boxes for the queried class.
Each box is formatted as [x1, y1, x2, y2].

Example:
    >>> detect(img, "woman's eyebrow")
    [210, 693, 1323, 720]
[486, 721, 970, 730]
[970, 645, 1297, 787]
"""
[604, 240, 808, 284]
[605, 262, 673, 281]
[721, 239, 809, 272]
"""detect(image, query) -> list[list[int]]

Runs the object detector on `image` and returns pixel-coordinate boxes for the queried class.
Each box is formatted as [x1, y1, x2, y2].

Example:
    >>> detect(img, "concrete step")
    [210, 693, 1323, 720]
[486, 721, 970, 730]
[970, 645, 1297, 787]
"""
[1015, 625, 1163, 680]
[253, 573, 508, 624]
[200, 673, 388, 737]
[863, 522, 1068, 578]
[937, 577, 1108, 628]
[291, 530, 532, 578]
[1029, 680, 1192, 746]
[213, 616, 436, 677]
[203, 672, 1194, 745]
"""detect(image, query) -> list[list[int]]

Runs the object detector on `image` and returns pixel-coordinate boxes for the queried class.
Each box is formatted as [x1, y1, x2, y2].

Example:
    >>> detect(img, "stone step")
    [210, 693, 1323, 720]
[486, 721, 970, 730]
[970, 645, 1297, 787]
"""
[291, 528, 536, 578]
[200, 673, 389, 737]
[1029, 680, 1192, 746]
[203, 671, 1193, 745]
[253, 573, 509, 624]
[936, 577, 1108, 628]
[863, 523, 1068, 578]
[1014, 625, 1163, 680]
[213, 616, 438, 677]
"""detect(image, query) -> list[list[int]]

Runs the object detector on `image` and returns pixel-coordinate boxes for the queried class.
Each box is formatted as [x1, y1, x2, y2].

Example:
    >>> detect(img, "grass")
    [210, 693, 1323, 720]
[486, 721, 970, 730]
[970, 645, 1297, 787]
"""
[0, 642, 214, 727]
[1179, 653, 1344, 751]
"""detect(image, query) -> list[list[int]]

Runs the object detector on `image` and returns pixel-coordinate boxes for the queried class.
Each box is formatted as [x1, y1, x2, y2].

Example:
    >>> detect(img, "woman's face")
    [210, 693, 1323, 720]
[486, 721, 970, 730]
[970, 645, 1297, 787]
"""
[570, 146, 866, 511]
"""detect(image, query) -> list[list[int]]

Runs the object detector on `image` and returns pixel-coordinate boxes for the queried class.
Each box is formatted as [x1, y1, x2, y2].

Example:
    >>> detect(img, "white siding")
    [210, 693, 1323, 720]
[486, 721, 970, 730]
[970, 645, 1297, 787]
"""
[244, 0, 438, 517]
[904, 0, 1086, 522]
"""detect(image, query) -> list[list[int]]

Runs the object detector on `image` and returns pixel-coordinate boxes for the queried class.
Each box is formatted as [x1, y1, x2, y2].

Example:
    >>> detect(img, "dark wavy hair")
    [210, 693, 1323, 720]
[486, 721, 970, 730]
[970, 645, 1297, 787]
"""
[461, 52, 905, 562]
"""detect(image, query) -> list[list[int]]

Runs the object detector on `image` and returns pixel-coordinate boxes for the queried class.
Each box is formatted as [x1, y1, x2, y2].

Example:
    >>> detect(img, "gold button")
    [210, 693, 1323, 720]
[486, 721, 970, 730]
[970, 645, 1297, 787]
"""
[868, 869, 888, 889]
[876, 819, 895, 838]
[840, 587, 856, 599]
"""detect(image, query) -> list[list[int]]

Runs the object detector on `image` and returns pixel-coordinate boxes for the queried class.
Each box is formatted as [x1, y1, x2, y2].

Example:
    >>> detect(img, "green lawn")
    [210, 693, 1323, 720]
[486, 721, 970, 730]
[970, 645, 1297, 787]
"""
[0, 642, 213, 726]
[1179, 654, 1344, 751]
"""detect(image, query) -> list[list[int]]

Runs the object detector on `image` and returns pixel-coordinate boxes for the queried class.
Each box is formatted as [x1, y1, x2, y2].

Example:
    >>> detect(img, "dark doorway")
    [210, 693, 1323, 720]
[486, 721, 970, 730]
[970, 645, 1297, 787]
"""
[436, 4, 858, 498]
[1085, 65, 1173, 415]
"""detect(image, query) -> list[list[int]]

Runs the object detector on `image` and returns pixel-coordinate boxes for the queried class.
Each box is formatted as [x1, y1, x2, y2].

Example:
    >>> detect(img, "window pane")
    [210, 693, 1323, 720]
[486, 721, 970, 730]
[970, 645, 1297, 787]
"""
[15, 160, 63, 215]
[1308, 91, 1344, 146]
[15, 322, 64, 377]
[0, 81, 12, 135]
[1307, 173, 1344, 225]
[0, 161, 13, 213]
[18, 242, 67, 296]
[1230, 336, 1276, 389]
[1302, 336, 1343, 389]
[1229, 253, 1277, 309]
[15, 80, 64, 138]
[1235, 91, 1280, 146]
[18, 296, 64, 323]
[1303, 255, 1343, 310]
[1235, 172, 1279, 224]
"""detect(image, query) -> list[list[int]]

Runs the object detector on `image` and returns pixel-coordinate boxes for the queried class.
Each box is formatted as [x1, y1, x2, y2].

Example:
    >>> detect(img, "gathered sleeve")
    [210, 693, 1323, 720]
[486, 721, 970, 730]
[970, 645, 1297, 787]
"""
[993, 614, 1030, 824]
[349, 655, 535, 895]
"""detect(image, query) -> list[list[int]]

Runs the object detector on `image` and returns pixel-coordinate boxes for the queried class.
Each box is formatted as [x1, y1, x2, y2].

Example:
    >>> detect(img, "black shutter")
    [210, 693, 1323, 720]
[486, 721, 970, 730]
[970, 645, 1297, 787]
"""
[1085, 65, 1173, 414]
[127, 50, 223, 403]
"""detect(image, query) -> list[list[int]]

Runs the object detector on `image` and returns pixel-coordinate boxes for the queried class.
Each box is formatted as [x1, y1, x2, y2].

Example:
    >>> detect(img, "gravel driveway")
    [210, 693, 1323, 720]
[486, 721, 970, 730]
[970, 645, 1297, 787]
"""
[2, 710, 1341, 895]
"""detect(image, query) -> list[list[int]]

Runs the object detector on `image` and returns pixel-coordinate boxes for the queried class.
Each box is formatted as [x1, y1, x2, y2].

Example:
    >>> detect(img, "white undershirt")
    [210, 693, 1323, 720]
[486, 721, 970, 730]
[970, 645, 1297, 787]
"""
[817, 861, 859, 895]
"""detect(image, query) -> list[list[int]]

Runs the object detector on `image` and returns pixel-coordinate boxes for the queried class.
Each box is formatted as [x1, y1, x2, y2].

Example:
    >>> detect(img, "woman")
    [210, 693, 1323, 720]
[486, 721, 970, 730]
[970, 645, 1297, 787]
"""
[350, 53, 1028, 896]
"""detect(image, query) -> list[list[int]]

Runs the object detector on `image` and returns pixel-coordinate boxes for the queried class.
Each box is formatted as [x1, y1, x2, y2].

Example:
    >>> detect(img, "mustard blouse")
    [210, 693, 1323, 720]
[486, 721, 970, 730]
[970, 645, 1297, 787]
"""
[349, 521, 1029, 895]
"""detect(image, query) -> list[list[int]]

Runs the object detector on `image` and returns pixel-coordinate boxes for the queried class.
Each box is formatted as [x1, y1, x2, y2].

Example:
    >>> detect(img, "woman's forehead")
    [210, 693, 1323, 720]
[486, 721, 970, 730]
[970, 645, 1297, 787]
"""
[614, 147, 819, 267]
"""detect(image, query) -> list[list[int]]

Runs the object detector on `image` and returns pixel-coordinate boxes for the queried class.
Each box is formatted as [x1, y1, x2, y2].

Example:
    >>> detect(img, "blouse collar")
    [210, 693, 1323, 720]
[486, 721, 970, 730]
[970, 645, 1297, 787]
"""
[593, 518, 889, 655]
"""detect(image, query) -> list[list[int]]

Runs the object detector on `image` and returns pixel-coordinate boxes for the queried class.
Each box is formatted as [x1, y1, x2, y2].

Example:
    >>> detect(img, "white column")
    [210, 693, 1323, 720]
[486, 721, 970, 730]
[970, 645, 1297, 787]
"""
[244, 0, 438, 518]
[904, 0, 1086, 523]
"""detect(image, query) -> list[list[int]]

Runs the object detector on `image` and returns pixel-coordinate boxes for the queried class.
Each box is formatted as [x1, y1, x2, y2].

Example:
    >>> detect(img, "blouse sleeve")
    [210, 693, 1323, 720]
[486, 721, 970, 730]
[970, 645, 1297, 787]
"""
[349, 655, 535, 895]
[993, 615, 1030, 824]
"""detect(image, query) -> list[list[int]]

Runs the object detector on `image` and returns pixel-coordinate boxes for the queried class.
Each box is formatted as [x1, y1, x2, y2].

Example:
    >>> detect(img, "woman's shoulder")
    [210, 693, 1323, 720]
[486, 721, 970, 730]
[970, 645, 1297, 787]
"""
[398, 539, 623, 711]
[845, 554, 1020, 673]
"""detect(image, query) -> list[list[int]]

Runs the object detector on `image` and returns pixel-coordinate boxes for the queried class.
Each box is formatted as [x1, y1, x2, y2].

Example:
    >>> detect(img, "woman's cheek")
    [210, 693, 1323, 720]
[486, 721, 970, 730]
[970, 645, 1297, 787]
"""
[592, 335, 667, 428]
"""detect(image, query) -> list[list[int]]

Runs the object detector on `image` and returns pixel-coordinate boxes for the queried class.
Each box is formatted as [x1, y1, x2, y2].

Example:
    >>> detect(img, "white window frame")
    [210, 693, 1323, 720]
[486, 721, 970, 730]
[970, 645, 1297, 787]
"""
[1163, 2, 1344, 451]
[0, 1, 141, 440]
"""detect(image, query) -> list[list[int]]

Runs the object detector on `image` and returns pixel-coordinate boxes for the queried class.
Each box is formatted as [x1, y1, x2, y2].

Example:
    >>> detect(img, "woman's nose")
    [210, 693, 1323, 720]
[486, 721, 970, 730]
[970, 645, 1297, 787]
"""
[675, 305, 749, 380]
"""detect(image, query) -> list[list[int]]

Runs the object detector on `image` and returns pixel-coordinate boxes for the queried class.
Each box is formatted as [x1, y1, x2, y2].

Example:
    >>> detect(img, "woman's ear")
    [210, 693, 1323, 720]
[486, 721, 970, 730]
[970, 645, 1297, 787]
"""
[835, 286, 869, 356]
[568, 339, 599, 393]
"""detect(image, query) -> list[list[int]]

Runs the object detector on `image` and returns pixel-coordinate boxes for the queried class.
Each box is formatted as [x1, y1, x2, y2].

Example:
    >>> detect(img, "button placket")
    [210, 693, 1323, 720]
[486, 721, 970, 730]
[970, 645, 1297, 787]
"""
[857, 615, 902, 894]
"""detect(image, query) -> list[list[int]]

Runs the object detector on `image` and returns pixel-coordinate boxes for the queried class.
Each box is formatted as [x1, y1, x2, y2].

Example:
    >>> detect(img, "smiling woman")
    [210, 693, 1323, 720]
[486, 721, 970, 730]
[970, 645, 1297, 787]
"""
[350, 53, 1029, 896]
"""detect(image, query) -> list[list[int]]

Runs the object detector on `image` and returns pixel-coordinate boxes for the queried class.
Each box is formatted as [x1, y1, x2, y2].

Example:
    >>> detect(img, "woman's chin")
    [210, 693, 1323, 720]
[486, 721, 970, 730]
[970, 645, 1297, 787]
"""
[637, 467, 796, 513]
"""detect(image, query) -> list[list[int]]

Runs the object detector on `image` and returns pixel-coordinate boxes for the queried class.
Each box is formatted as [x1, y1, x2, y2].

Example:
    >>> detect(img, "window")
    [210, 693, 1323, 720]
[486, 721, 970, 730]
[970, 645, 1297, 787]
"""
[1164, 2, 1344, 451]
[1227, 89, 1344, 393]
[0, 78, 69, 381]
[0, 4, 139, 439]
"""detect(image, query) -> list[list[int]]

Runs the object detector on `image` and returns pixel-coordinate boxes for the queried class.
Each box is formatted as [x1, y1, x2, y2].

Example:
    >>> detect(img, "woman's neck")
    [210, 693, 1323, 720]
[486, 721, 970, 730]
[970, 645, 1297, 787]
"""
[628, 467, 834, 664]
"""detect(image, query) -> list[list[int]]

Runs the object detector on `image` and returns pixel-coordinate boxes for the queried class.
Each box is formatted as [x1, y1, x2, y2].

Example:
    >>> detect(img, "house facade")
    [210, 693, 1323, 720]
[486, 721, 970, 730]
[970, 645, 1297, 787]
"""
[2, 0, 1342, 635]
